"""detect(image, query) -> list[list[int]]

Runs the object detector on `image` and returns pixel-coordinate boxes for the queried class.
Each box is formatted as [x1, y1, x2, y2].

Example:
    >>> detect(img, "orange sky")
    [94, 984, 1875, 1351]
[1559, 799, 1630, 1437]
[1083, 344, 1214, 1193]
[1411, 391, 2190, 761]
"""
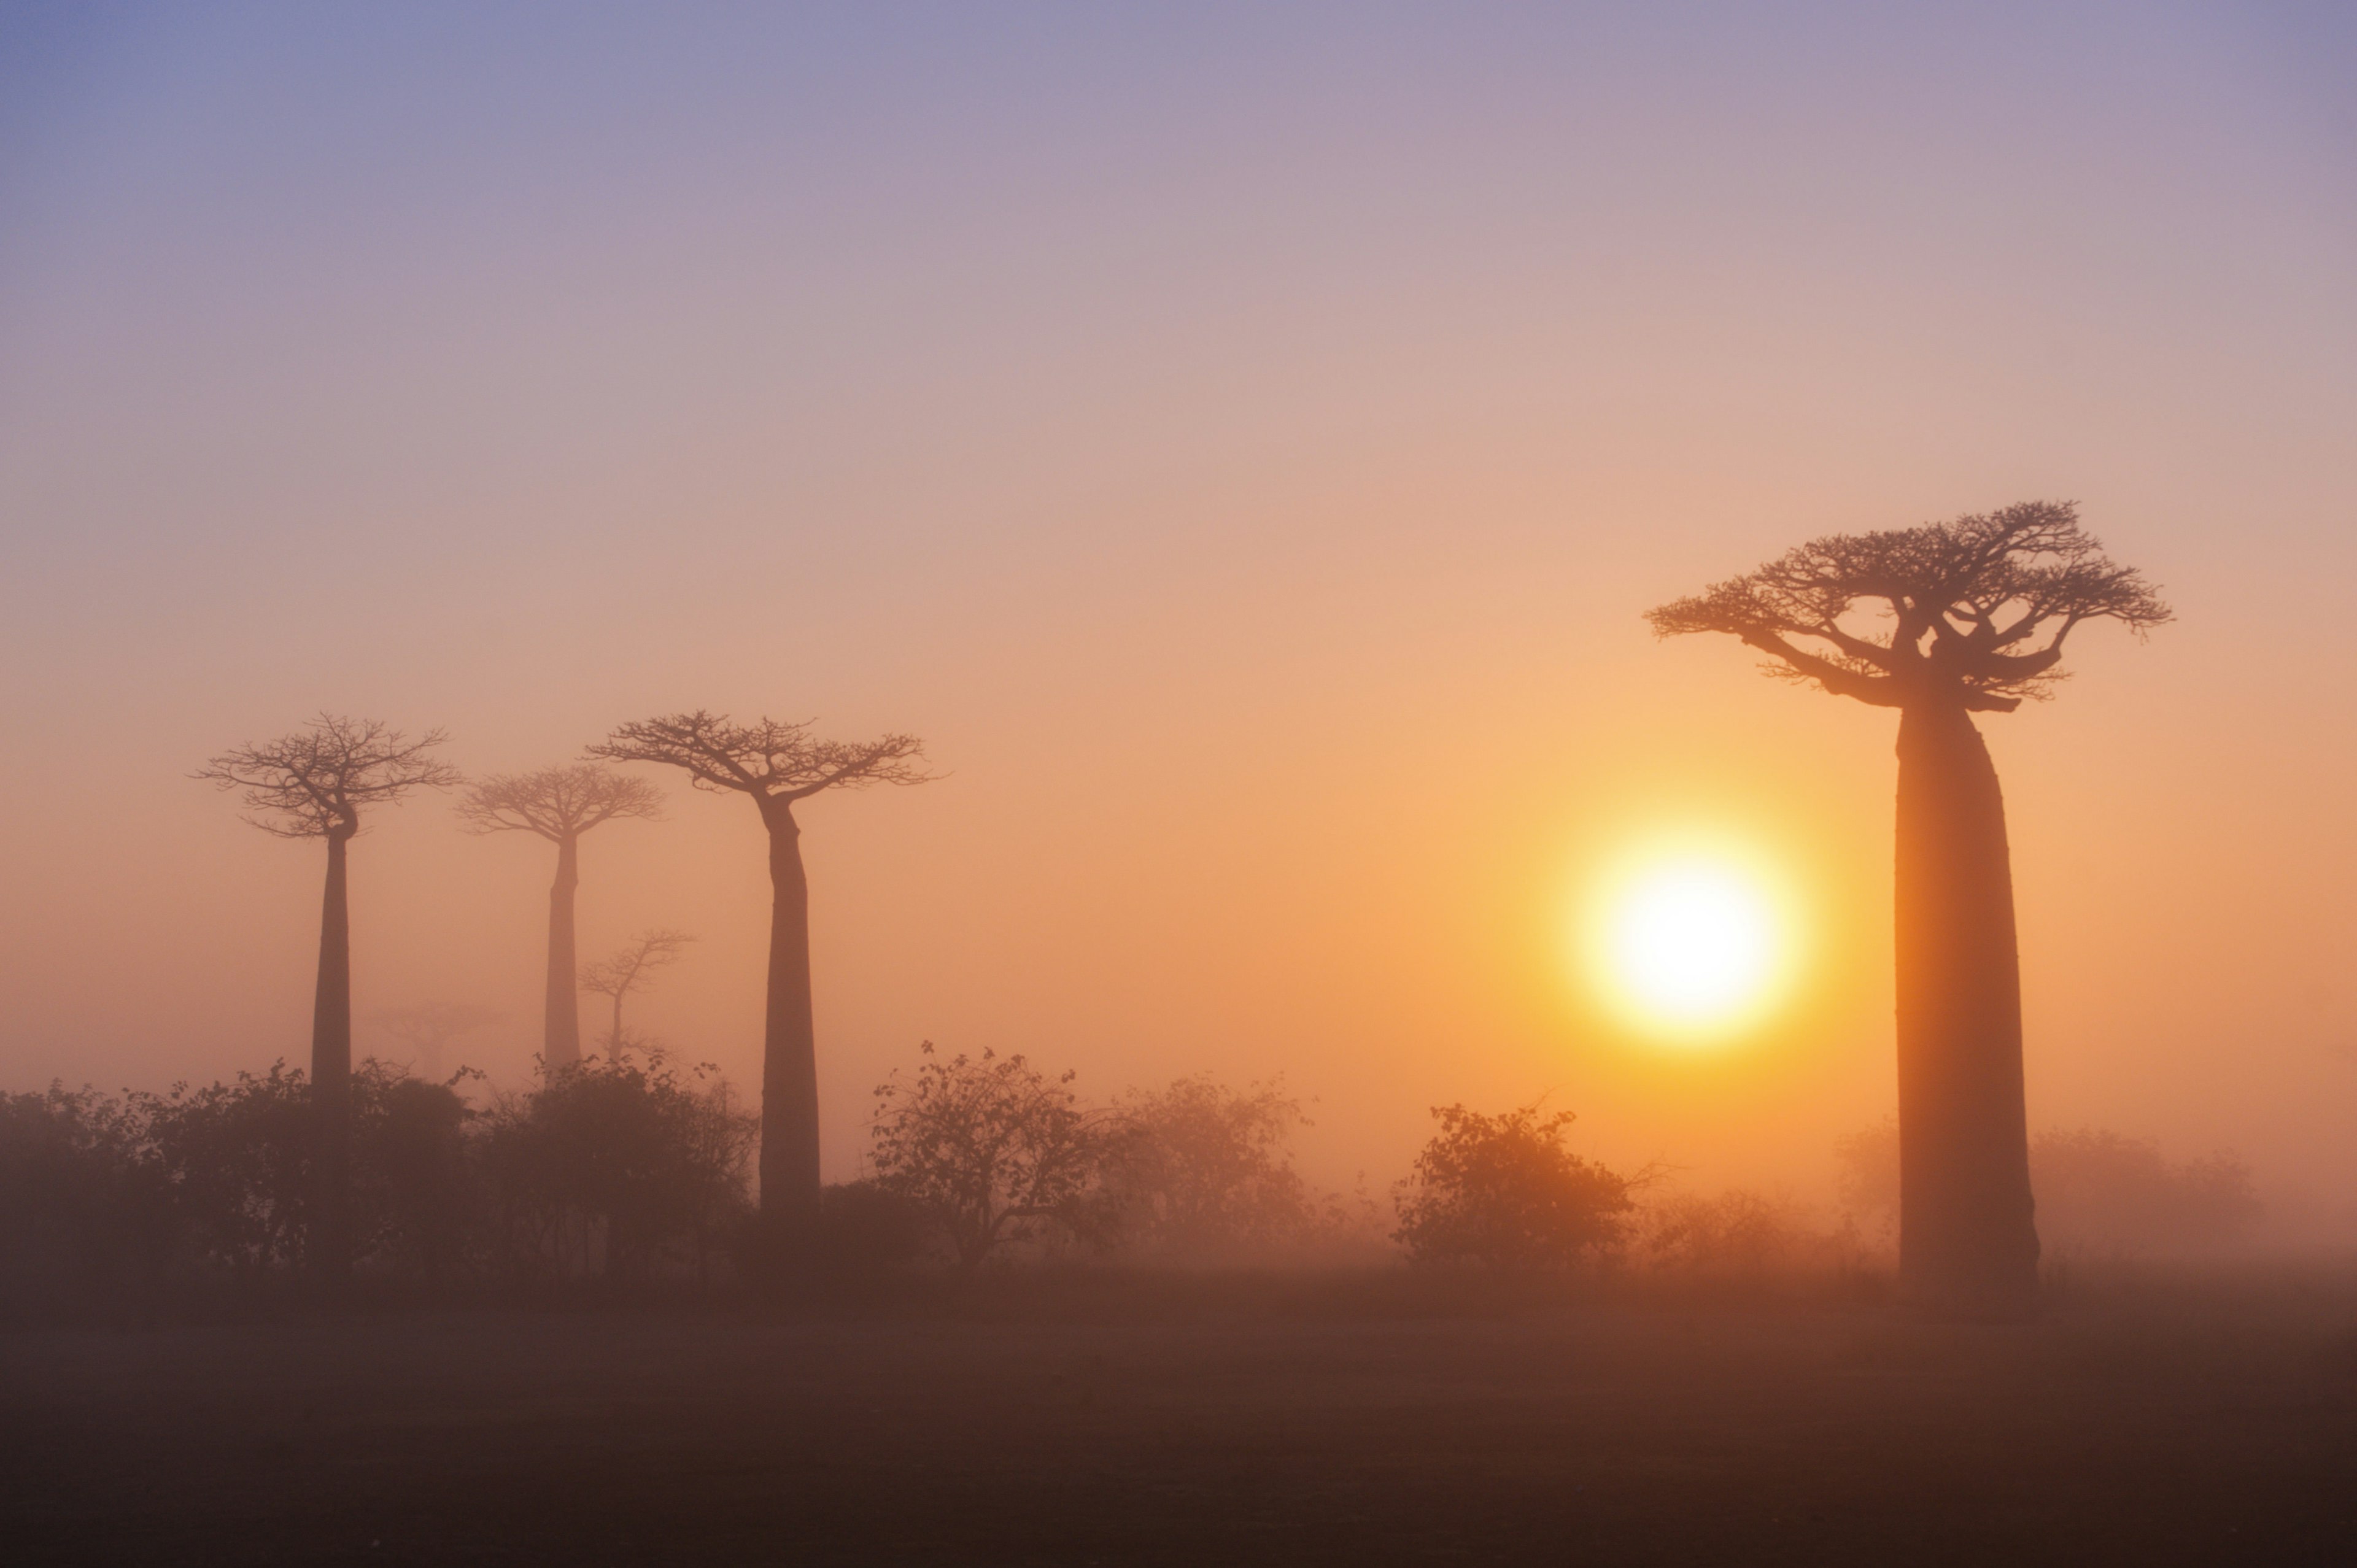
[2, 5, 2352, 1229]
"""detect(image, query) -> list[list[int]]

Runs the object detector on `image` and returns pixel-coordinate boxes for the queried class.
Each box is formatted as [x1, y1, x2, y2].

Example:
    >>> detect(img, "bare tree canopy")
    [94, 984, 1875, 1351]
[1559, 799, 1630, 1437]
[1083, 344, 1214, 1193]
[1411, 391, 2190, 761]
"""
[194, 714, 461, 838]
[580, 929, 695, 1051]
[455, 765, 665, 840]
[580, 930, 695, 1008]
[1646, 501, 2172, 713]
[585, 711, 934, 801]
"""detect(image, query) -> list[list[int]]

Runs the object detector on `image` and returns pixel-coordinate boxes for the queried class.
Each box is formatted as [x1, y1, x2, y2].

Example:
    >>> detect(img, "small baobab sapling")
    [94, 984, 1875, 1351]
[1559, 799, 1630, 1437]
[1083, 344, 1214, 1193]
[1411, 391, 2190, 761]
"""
[455, 765, 664, 1068]
[587, 712, 934, 1231]
[1647, 501, 2169, 1313]
[194, 714, 460, 1281]
[579, 929, 695, 1052]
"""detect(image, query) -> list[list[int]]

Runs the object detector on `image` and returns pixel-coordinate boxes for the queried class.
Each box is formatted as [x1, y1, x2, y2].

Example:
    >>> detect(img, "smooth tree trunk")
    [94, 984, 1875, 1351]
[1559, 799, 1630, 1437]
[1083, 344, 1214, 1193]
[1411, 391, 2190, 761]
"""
[310, 829, 355, 1284]
[1893, 703, 2042, 1314]
[757, 797, 821, 1232]
[544, 832, 581, 1069]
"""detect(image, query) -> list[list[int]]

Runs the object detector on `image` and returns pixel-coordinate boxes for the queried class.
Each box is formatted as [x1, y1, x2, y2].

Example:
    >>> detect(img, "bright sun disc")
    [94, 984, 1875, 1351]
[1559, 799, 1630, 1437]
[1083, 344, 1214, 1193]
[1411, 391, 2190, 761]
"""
[1593, 854, 1788, 1040]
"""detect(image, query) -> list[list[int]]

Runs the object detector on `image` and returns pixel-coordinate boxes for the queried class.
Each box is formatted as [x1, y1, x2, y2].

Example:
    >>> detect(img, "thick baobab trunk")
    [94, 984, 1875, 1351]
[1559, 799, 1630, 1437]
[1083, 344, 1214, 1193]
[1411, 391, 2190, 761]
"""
[544, 832, 581, 1069]
[1894, 703, 2041, 1314]
[310, 829, 355, 1284]
[757, 798, 821, 1231]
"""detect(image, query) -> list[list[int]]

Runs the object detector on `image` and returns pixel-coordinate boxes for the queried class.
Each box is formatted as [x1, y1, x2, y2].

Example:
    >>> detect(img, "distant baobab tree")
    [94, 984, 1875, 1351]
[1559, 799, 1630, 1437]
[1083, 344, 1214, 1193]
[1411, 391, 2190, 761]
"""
[587, 713, 934, 1232]
[194, 714, 460, 1281]
[455, 765, 664, 1069]
[374, 1002, 501, 1080]
[579, 929, 695, 1052]
[1648, 502, 2169, 1313]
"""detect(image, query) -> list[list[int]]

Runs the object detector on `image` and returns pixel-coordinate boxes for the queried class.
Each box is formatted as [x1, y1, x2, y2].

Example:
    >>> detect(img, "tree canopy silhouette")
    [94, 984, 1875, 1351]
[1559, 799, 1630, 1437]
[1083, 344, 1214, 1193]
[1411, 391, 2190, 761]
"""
[579, 929, 694, 1052]
[586, 712, 934, 1237]
[457, 765, 664, 1068]
[1647, 501, 2168, 711]
[1650, 501, 2167, 1313]
[194, 715, 459, 1281]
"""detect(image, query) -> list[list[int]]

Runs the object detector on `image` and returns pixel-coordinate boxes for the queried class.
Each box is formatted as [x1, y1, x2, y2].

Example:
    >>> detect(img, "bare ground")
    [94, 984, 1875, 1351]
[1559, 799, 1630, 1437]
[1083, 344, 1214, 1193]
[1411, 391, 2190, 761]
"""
[4, 1266, 2353, 1566]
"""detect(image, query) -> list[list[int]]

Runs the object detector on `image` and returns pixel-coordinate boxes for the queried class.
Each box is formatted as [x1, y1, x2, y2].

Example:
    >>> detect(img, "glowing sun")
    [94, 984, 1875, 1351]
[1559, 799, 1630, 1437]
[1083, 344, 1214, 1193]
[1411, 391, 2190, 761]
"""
[1590, 851, 1792, 1041]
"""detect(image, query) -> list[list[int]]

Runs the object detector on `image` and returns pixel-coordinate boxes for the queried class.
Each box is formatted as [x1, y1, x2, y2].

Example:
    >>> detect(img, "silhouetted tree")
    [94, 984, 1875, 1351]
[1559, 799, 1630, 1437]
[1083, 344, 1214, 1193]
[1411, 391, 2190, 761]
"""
[1393, 1102, 1636, 1272]
[579, 930, 694, 1051]
[0, 1084, 173, 1319]
[587, 713, 933, 1230]
[1108, 1075, 1327, 1258]
[867, 1043, 1123, 1273]
[479, 1050, 754, 1285]
[194, 715, 459, 1281]
[1651, 503, 2169, 1312]
[374, 1002, 500, 1080]
[455, 766, 664, 1068]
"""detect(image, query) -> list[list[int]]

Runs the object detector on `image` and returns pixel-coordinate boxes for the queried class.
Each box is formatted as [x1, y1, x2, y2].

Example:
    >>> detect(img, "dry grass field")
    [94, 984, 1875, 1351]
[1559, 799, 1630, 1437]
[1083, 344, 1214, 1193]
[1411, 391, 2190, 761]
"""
[5, 1265, 2353, 1566]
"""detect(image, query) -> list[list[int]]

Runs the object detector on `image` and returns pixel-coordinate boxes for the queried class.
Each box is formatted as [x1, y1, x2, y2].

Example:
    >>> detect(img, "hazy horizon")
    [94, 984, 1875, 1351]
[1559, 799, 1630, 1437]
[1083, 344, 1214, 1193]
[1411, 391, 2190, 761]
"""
[4, 2, 2353, 1235]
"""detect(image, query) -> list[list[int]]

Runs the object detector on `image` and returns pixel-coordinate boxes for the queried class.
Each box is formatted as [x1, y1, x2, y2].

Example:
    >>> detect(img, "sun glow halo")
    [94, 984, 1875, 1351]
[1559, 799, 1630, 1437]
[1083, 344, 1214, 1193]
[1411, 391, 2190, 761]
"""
[1589, 849, 1792, 1043]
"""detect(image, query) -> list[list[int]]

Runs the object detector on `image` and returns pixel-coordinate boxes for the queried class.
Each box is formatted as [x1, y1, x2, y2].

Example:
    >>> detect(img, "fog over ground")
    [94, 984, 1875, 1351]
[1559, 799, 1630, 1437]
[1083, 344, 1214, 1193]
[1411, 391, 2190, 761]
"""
[2, 3, 2352, 1233]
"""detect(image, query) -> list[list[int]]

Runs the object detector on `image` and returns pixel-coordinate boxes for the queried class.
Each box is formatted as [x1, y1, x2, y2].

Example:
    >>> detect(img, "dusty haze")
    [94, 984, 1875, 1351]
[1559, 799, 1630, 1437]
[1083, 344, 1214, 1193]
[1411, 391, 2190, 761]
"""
[2, 3, 2352, 1230]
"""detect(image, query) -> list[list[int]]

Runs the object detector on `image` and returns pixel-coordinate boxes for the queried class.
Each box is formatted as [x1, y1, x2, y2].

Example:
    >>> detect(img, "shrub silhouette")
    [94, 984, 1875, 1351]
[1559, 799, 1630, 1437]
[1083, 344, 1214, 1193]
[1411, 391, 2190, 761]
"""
[1394, 1103, 1635, 1271]
[481, 1049, 756, 1285]
[867, 1043, 1124, 1273]
[2, 1051, 759, 1314]
[0, 1084, 174, 1318]
[1106, 1075, 1330, 1260]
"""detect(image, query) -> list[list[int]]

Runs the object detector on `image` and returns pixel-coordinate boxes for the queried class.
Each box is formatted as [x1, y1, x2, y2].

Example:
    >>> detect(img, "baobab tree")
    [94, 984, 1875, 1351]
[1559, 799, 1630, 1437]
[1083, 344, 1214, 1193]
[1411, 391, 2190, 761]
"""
[579, 929, 695, 1052]
[587, 713, 934, 1232]
[195, 714, 460, 1280]
[374, 1001, 500, 1080]
[1648, 501, 2169, 1313]
[455, 765, 664, 1068]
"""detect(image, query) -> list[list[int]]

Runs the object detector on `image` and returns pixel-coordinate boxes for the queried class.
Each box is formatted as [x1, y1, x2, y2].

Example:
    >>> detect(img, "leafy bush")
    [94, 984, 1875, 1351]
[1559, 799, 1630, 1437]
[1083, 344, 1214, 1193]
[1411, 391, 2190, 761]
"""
[1107, 1075, 1325, 1259]
[480, 1049, 756, 1284]
[1633, 1188, 1865, 1285]
[0, 1084, 174, 1317]
[1, 1049, 757, 1314]
[139, 1062, 318, 1276]
[1393, 1102, 1636, 1272]
[867, 1043, 1125, 1272]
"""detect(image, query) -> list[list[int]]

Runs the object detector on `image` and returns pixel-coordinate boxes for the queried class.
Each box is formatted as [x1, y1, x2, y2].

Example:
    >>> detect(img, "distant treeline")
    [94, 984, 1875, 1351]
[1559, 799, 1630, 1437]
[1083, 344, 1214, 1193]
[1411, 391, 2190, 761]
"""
[1, 1040, 2264, 1323]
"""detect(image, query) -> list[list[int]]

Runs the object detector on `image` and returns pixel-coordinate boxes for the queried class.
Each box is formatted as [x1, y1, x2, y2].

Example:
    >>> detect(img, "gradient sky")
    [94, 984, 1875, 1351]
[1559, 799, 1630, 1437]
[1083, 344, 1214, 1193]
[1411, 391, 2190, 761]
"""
[4, 2, 2353, 1226]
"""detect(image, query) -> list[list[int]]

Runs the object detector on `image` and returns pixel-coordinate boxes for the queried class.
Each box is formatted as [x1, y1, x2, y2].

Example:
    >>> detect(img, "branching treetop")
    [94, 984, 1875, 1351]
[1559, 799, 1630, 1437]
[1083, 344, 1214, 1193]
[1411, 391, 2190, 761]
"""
[195, 714, 460, 839]
[579, 929, 695, 1003]
[584, 711, 934, 805]
[1645, 501, 2170, 713]
[455, 764, 664, 841]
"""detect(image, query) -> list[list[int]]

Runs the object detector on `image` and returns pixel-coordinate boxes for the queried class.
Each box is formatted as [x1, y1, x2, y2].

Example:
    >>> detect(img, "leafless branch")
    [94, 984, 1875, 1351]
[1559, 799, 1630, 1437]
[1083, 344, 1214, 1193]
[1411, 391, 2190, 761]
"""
[1646, 501, 2170, 711]
[193, 714, 462, 839]
[455, 764, 665, 841]
[579, 929, 696, 1005]
[584, 711, 937, 804]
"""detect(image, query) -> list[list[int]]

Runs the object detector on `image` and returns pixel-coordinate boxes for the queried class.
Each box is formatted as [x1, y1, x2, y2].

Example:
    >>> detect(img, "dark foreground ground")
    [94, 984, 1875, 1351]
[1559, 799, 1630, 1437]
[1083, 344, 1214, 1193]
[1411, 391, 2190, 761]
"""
[4, 1267, 2354, 1566]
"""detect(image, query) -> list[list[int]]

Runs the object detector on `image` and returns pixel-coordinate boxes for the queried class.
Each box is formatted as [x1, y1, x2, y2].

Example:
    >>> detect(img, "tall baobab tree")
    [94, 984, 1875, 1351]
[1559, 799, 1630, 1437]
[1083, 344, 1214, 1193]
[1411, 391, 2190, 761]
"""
[195, 714, 460, 1281]
[1648, 502, 2169, 1313]
[579, 929, 695, 1052]
[455, 765, 664, 1069]
[587, 713, 934, 1230]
